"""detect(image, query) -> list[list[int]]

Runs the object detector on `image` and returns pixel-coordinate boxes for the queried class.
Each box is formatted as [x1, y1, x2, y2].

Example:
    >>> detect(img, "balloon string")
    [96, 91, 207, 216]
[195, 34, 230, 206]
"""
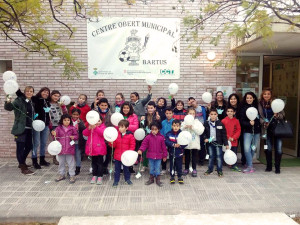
[9, 101, 35, 122]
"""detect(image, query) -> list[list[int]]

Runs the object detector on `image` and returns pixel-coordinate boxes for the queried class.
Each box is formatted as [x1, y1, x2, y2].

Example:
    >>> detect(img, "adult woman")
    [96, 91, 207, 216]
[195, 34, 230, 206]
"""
[209, 91, 227, 121]
[17, 87, 51, 169]
[5, 86, 35, 175]
[111, 93, 125, 113]
[240, 92, 261, 173]
[258, 88, 284, 174]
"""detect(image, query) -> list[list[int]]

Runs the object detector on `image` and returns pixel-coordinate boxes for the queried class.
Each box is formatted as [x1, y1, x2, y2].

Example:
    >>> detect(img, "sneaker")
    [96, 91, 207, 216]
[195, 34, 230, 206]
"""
[178, 178, 184, 184]
[125, 180, 133, 185]
[231, 166, 241, 172]
[90, 176, 97, 184]
[96, 177, 102, 185]
[217, 171, 223, 177]
[243, 166, 255, 173]
[204, 170, 213, 175]
[192, 170, 197, 177]
[160, 170, 166, 175]
[183, 169, 189, 176]
[170, 177, 175, 184]
[55, 175, 66, 182]
[89, 167, 93, 174]
[113, 182, 118, 187]
[69, 176, 76, 184]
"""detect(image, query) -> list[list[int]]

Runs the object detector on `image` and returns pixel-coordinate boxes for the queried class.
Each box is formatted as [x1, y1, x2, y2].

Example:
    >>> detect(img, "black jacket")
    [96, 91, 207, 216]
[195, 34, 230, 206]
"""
[239, 104, 261, 134]
[203, 120, 228, 146]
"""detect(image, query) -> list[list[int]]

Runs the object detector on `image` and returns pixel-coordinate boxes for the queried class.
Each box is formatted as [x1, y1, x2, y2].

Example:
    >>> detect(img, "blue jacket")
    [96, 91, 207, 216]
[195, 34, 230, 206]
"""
[161, 118, 174, 137]
[165, 130, 185, 158]
[195, 105, 207, 124]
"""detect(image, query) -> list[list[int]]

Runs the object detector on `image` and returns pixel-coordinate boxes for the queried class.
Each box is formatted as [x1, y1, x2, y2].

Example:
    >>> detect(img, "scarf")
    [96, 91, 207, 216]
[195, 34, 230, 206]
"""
[78, 102, 86, 107]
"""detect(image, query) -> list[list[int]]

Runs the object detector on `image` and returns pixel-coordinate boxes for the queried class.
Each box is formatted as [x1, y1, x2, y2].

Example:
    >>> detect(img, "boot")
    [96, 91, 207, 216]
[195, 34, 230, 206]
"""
[129, 166, 135, 174]
[53, 156, 59, 165]
[145, 175, 154, 185]
[155, 175, 163, 187]
[40, 156, 50, 166]
[264, 151, 272, 172]
[32, 158, 41, 169]
[75, 166, 81, 176]
[275, 152, 282, 174]
[20, 164, 35, 175]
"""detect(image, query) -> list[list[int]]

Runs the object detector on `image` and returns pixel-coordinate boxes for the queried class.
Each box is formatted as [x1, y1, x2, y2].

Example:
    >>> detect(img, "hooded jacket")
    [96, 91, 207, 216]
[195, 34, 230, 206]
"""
[139, 132, 168, 159]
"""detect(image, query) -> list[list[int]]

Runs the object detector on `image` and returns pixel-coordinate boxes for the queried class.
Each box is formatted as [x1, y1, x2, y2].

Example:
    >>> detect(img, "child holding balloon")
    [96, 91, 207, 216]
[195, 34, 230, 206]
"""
[181, 108, 205, 177]
[83, 116, 107, 185]
[109, 120, 136, 187]
[203, 108, 229, 177]
[69, 94, 91, 126]
[51, 114, 78, 184]
[138, 122, 167, 187]
[221, 106, 241, 172]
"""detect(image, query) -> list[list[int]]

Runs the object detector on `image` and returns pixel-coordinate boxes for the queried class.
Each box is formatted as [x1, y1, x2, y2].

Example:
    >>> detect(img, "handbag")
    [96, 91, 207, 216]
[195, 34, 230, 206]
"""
[271, 118, 293, 138]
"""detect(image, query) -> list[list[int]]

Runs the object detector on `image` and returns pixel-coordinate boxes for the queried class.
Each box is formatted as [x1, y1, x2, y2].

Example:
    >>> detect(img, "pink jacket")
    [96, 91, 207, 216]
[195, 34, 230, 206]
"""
[55, 125, 78, 155]
[83, 123, 107, 156]
[126, 113, 139, 133]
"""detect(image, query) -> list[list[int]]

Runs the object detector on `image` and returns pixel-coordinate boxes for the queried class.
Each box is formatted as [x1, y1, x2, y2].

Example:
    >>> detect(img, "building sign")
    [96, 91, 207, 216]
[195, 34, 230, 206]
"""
[87, 17, 180, 79]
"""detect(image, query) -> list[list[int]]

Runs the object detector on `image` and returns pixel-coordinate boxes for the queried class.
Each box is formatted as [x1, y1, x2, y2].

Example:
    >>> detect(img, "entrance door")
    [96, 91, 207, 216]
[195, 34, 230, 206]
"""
[270, 58, 300, 156]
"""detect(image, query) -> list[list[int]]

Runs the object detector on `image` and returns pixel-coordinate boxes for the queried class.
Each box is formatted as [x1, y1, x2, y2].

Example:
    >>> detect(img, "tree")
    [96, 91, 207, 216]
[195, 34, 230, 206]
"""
[177, 0, 300, 67]
[0, 0, 100, 79]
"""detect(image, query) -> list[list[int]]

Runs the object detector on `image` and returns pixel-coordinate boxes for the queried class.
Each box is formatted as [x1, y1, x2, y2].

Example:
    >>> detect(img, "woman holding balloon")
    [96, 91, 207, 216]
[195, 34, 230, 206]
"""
[240, 92, 261, 173]
[258, 88, 285, 174]
[4, 86, 35, 175]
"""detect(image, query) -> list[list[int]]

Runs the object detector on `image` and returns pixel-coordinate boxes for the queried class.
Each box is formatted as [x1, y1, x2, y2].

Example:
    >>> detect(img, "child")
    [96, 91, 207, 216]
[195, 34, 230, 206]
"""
[110, 120, 136, 187]
[71, 108, 86, 175]
[221, 107, 241, 172]
[111, 93, 125, 113]
[165, 120, 184, 184]
[51, 114, 78, 184]
[156, 97, 167, 121]
[49, 90, 68, 165]
[181, 108, 204, 177]
[140, 101, 161, 171]
[138, 122, 167, 187]
[160, 107, 174, 174]
[173, 100, 186, 122]
[130, 85, 152, 120]
[69, 94, 91, 126]
[91, 90, 106, 109]
[83, 117, 107, 185]
[203, 108, 229, 177]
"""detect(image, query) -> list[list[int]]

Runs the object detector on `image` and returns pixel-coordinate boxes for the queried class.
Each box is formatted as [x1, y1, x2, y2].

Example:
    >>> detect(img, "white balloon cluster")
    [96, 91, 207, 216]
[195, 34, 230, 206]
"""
[3, 71, 19, 95]
[177, 131, 192, 145]
[184, 115, 194, 126]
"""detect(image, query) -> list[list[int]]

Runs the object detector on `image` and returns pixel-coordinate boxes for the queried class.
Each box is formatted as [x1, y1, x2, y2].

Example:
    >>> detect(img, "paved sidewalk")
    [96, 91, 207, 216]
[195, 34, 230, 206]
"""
[0, 158, 300, 222]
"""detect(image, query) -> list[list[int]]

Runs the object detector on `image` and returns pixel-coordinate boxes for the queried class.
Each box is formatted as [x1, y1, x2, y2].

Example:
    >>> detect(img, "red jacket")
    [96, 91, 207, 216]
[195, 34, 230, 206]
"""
[69, 104, 91, 125]
[109, 131, 136, 161]
[221, 116, 241, 147]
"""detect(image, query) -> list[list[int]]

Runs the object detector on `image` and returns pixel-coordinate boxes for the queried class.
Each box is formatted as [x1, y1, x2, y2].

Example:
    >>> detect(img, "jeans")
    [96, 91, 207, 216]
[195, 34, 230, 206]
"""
[148, 158, 161, 177]
[114, 160, 130, 183]
[170, 155, 182, 178]
[231, 146, 238, 167]
[243, 133, 260, 167]
[266, 131, 282, 154]
[207, 144, 223, 172]
[184, 149, 198, 170]
[32, 126, 49, 158]
[75, 144, 81, 167]
[92, 155, 104, 177]
[16, 129, 33, 164]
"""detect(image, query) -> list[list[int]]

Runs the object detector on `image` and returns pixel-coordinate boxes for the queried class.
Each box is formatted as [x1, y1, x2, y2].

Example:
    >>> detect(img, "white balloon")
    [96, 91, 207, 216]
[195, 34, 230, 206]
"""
[222, 140, 232, 152]
[184, 115, 194, 126]
[168, 83, 179, 95]
[103, 127, 118, 142]
[177, 131, 192, 145]
[3, 80, 19, 95]
[60, 95, 71, 105]
[32, 120, 45, 132]
[111, 112, 124, 126]
[145, 74, 158, 86]
[271, 99, 285, 113]
[134, 128, 146, 141]
[246, 107, 258, 121]
[86, 111, 100, 125]
[3, 71, 17, 82]
[121, 150, 138, 167]
[202, 92, 212, 104]
[48, 140, 62, 155]
[224, 149, 237, 165]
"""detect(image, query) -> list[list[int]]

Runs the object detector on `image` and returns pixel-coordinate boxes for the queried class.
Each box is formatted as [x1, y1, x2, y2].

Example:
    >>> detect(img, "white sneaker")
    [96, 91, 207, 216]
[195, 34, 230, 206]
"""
[160, 170, 166, 175]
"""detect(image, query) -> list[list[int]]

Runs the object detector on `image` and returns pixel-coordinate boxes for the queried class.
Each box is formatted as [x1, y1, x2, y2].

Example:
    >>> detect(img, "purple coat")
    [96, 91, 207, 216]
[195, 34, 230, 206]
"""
[139, 132, 168, 159]
[55, 125, 79, 155]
